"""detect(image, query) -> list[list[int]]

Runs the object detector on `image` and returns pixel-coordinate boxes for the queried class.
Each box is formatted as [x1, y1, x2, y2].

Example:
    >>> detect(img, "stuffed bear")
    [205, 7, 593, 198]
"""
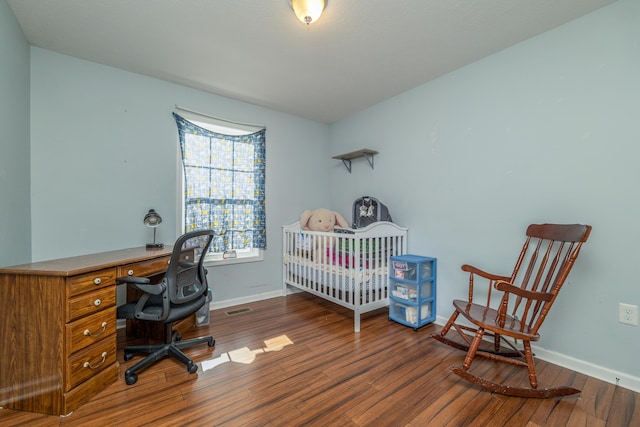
[299, 208, 349, 261]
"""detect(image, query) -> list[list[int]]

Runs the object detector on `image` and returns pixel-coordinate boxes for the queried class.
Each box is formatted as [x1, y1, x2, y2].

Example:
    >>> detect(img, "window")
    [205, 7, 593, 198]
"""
[173, 113, 266, 263]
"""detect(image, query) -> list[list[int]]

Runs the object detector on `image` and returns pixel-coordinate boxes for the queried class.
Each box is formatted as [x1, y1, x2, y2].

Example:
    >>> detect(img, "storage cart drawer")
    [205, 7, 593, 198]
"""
[390, 255, 434, 283]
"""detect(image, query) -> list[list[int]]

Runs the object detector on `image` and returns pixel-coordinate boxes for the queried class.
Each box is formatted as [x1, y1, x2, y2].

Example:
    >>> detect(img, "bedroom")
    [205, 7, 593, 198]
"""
[0, 0, 638, 408]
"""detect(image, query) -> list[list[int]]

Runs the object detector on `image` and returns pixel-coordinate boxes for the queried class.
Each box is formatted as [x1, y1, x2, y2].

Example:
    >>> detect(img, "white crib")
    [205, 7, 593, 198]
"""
[282, 221, 408, 332]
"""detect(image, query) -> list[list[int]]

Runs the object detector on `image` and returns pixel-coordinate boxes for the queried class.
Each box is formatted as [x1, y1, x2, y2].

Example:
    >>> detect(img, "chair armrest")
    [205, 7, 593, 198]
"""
[130, 283, 169, 322]
[117, 276, 165, 295]
[135, 283, 167, 295]
[495, 281, 554, 302]
[117, 276, 151, 285]
[461, 264, 511, 304]
[461, 264, 510, 282]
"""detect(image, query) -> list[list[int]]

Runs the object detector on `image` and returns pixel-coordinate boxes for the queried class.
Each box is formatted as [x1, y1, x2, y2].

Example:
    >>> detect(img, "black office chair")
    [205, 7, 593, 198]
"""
[117, 229, 215, 385]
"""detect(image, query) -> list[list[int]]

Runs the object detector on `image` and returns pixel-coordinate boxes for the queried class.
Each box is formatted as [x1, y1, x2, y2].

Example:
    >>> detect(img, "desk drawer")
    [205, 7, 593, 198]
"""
[68, 286, 116, 322]
[67, 268, 117, 297]
[66, 334, 117, 390]
[118, 256, 170, 279]
[63, 362, 119, 415]
[66, 307, 116, 354]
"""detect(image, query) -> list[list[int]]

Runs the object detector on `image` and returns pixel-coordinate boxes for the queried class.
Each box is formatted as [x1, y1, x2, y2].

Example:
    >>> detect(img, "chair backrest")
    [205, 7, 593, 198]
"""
[164, 230, 214, 305]
[502, 223, 591, 335]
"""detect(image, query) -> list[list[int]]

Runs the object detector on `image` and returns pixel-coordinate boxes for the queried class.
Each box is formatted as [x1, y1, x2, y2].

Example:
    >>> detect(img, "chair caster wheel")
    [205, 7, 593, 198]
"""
[208, 338, 215, 347]
[125, 373, 138, 385]
[172, 331, 182, 342]
[124, 352, 134, 361]
[188, 363, 198, 374]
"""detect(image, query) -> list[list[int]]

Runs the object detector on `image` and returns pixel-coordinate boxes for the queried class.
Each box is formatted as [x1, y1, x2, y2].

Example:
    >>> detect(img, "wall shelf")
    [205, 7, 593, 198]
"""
[332, 149, 379, 173]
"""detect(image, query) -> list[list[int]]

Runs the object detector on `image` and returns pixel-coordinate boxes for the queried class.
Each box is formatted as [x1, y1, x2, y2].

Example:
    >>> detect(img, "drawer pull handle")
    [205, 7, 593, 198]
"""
[94, 278, 102, 285]
[94, 299, 102, 307]
[84, 322, 108, 337]
[83, 352, 108, 370]
[128, 269, 134, 276]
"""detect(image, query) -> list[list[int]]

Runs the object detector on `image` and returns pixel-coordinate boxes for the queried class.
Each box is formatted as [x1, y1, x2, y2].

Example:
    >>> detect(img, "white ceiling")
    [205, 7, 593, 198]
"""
[8, 0, 616, 124]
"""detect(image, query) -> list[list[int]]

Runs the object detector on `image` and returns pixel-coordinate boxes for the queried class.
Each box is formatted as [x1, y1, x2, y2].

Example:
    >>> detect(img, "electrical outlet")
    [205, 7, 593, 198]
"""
[619, 303, 638, 326]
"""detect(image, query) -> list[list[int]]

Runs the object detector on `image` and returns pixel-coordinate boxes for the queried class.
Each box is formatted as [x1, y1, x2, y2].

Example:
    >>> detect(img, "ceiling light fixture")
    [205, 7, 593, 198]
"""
[291, 0, 325, 25]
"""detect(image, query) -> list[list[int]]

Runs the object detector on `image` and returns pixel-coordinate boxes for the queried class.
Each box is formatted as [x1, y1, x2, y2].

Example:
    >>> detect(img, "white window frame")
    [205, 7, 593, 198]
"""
[176, 113, 264, 266]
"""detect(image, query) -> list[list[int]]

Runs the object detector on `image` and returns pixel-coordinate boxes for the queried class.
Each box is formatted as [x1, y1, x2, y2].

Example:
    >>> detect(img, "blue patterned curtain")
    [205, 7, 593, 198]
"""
[173, 113, 266, 252]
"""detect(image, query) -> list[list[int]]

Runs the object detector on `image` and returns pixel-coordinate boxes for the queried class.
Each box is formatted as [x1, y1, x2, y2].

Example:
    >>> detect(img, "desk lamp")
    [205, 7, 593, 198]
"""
[144, 209, 164, 248]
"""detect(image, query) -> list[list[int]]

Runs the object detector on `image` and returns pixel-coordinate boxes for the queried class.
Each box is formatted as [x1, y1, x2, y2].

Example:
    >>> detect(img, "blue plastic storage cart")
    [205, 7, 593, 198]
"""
[389, 255, 437, 330]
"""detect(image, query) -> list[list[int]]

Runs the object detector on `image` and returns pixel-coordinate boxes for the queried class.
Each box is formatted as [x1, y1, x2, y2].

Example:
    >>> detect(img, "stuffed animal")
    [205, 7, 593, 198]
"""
[300, 208, 349, 232]
[299, 208, 349, 261]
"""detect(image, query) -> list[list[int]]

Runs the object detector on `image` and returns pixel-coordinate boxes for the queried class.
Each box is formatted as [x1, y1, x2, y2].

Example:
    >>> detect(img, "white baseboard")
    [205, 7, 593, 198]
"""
[532, 346, 640, 393]
[210, 290, 283, 310]
[434, 315, 640, 393]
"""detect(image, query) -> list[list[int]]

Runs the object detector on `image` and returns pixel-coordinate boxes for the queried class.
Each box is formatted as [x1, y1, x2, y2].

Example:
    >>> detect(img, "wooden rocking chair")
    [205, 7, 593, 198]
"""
[432, 223, 592, 398]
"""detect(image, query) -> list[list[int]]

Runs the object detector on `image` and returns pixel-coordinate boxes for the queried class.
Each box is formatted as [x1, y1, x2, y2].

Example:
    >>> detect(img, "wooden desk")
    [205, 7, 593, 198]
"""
[0, 246, 173, 416]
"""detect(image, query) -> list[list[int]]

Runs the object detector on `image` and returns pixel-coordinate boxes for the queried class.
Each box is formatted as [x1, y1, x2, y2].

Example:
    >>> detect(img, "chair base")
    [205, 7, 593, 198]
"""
[123, 335, 215, 385]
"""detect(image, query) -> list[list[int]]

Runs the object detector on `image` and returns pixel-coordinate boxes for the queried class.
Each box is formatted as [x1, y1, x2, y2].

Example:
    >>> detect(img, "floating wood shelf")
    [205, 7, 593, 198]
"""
[332, 149, 379, 173]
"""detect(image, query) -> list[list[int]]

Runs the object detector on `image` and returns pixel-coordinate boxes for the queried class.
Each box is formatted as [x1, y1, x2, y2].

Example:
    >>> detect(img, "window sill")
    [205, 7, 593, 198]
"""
[204, 251, 264, 267]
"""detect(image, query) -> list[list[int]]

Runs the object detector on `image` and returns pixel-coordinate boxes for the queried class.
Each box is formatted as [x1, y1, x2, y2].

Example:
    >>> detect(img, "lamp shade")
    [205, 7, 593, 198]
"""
[292, 0, 325, 25]
[143, 209, 162, 227]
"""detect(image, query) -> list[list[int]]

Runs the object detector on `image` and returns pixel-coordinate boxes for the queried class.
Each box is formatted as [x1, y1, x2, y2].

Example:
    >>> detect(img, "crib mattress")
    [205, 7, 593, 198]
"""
[284, 253, 387, 291]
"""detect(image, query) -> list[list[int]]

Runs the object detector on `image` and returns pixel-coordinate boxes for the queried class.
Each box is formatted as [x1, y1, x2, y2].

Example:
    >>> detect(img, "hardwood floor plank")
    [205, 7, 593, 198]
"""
[526, 364, 584, 427]
[292, 381, 372, 425]
[444, 394, 507, 427]
[565, 410, 606, 427]
[572, 376, 616, 421]
[404, 359, 501, 425]
[0, 412, 59, 427]
[605, 385, 640, 427]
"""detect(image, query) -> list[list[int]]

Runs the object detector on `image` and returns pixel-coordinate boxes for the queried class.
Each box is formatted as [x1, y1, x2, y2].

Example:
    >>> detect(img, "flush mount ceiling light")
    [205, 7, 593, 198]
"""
[291, 0, 325, 25]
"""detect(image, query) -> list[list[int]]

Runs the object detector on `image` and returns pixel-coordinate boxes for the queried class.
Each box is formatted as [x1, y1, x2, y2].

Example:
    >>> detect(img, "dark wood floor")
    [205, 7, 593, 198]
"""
[1, 292, 639, 426]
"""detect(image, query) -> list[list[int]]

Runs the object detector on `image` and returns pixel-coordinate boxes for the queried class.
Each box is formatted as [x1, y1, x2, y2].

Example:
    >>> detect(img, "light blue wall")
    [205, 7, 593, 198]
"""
[0, 1, 31, 266]
[330, 0, 639, 380]
[29, 48, 330, 302]
[8, 0, 639, 387]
